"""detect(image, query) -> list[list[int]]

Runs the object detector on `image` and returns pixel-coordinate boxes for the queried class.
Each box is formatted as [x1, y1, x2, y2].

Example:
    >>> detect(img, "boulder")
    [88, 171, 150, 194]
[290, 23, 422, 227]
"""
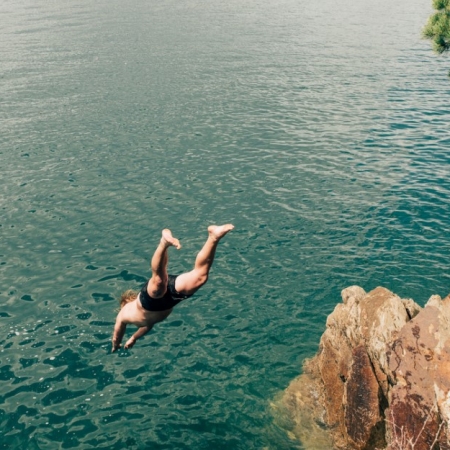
[278, 287, 450, 450]
[386, 293, 450, 450]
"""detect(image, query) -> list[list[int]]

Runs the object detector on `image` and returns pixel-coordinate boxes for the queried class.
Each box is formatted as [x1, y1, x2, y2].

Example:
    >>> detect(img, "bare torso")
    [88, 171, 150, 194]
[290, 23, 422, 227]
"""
[120, 295, 173, 327]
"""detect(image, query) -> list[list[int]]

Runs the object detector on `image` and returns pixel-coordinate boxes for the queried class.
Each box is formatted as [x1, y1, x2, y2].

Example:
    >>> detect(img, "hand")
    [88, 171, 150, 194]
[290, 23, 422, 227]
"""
[124, 337, 136, 349]
[111, 342, 121, 353]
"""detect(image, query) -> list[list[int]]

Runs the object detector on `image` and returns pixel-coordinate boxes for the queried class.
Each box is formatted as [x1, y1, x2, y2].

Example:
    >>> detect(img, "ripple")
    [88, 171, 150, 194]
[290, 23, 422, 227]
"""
[1, 0, 449, 448]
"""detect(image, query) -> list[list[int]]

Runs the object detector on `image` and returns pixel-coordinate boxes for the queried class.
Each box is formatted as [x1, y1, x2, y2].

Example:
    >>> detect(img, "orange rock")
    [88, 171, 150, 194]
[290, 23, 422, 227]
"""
[278, 286, 450, 450]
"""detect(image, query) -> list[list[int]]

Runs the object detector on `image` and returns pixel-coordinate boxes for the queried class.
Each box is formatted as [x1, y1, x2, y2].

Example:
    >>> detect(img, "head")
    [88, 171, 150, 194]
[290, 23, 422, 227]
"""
[119, 289, 138, 309]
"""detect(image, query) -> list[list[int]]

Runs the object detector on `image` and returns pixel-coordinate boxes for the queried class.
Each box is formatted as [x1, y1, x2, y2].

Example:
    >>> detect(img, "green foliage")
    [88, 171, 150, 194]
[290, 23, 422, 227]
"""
[433, 0, 449, 10]
[423, 0, 450, 54]
[423, 0, 450, 76]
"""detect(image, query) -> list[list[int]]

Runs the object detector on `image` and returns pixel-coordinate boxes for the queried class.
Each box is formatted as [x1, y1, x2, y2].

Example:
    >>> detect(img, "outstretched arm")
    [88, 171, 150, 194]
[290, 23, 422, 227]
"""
[112, 316, 127, 352]
[124, 326, 151, 349]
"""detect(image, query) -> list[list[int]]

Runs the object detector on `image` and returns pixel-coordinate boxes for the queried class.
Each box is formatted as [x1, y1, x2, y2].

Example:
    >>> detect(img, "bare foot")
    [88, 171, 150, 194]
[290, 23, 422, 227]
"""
[208, 224, 234, 241]
[161, 229, 181, 249]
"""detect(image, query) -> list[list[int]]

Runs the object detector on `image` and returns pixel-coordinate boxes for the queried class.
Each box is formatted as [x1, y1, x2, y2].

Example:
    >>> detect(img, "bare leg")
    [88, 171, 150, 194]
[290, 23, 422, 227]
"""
[147, 229, 181, 298]
[175, 224, 234, 295]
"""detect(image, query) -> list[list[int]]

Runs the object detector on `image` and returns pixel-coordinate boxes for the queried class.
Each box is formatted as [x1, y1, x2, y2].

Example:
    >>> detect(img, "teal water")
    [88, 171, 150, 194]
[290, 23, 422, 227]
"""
[1, 0, 449, 448]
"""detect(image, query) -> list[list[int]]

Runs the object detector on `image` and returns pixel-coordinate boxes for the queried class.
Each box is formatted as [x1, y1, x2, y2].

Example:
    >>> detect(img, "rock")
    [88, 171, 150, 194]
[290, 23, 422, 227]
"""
[341, 285, 366, 306]
[386, 293, 450, 450]
[344, 345, 384, 449]
[401, 297, 422, 319]
[277, 287, 450, 450]
[358, 287, 411, 396]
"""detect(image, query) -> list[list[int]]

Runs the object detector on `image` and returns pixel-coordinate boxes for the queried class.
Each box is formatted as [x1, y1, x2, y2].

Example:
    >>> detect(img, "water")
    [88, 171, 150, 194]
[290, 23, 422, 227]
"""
[1, 0, 449, 448]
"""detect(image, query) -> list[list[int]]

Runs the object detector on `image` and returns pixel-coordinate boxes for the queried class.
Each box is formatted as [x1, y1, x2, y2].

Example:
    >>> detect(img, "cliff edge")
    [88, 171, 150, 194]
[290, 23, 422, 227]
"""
[278, 286, 450, 450]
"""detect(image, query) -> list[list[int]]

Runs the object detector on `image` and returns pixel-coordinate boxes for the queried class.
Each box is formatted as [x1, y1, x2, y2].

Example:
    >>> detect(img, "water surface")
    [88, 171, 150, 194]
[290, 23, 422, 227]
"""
[1, 0, 449, 448]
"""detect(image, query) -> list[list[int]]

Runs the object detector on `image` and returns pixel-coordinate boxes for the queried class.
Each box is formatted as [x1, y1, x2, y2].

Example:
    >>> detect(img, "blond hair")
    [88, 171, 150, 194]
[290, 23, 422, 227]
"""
[119, 289, 139, 309]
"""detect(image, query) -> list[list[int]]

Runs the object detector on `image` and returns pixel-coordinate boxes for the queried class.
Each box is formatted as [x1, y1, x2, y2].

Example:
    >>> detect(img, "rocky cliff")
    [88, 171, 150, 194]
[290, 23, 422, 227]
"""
[278, 286, 450, 450]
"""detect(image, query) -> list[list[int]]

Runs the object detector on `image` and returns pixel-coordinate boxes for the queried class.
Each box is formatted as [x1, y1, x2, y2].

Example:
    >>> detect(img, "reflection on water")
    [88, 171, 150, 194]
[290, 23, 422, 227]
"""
[1, 0, 449, 448]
